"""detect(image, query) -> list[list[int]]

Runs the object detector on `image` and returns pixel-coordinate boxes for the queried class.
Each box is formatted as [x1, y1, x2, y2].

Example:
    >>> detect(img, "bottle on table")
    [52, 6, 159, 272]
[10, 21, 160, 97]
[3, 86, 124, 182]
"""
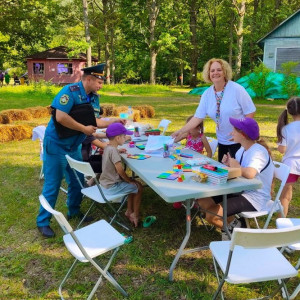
[127, 106, 133, 126]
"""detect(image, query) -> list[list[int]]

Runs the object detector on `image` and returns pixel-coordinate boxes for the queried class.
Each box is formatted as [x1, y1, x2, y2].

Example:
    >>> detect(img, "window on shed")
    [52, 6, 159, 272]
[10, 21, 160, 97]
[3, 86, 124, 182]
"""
[33, 63, 44, 75]
[276, 48, 300, 74]
[57, 63, 73, 75]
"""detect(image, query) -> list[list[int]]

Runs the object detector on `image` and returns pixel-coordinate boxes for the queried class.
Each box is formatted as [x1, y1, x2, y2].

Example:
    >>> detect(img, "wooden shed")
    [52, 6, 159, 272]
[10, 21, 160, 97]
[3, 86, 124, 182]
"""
[26, 46, 98, 84]
[258, 9, 300, 73]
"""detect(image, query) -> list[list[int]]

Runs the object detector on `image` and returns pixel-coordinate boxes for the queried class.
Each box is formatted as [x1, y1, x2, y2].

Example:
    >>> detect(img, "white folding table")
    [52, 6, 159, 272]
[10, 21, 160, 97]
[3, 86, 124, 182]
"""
[121, 146, 262, 281]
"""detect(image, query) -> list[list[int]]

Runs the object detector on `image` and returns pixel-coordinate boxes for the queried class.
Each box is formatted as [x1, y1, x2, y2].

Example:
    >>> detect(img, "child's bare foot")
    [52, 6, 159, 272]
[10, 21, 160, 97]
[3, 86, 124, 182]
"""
[125, 210, 132, 220]
[129, 213, 139, 227]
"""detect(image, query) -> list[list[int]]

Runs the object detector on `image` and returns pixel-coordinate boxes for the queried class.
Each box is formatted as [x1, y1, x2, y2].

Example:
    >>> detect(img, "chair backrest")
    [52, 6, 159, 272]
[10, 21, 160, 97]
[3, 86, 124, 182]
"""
[260, 161, 290, 228]
[157, 119, 171, 135]
[39, 195, 73, 234]
[65, 155, 96, 178]
[231, 226, 300, 251]
[32, 126, 46, 160]
[207, 137, 218, 156]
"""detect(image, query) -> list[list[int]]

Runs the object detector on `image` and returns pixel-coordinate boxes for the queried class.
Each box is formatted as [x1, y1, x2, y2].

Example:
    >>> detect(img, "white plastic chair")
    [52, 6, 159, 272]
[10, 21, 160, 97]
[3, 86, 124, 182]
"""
[65, 155, 130, 231]
[39, 195, 128, 299]
[276, 218, 300, 300]
[210, 226, 300, 300]
[207, 137, 218, 157]
[32, 125, 68, 194]
[32, 125, 46, 180]
[157, 119, 171, 135]
[240, 161, 290, 229]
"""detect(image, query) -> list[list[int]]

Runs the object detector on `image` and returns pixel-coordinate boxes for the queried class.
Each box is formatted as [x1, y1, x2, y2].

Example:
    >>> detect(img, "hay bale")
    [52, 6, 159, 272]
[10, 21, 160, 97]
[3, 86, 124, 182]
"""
[101, 103, 115, 116]
[0, 114, 11, 124]
[0, 109, 32, 122]
[133, 105, 155, 118]
[0, 124, 32, 142]
[25, 106, 50, 118]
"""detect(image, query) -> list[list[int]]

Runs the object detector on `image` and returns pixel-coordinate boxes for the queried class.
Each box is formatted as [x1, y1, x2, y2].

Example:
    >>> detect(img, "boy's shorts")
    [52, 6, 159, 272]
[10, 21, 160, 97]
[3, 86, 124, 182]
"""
[286, 173, 300, 184]
[101, 181, 138, 196]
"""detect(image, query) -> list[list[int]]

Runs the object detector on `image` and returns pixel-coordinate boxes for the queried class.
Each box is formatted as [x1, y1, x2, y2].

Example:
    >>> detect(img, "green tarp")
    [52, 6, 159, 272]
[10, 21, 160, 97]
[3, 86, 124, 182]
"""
[188, 72, 300, 99]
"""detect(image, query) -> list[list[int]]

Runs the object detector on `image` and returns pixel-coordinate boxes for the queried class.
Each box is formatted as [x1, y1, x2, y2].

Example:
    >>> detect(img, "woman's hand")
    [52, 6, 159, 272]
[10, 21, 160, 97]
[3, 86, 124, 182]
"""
[171, 129, 183, 143]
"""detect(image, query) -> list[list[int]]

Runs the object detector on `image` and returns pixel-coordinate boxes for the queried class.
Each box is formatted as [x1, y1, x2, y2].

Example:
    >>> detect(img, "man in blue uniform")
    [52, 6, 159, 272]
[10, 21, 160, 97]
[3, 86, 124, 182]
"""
[37, 63, 121, 238]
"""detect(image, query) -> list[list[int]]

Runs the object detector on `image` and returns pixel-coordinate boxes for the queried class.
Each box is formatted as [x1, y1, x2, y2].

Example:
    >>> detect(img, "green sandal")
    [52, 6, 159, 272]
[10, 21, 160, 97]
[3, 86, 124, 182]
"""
[122, 233, 133, 244]
[143, 216, 157, 228]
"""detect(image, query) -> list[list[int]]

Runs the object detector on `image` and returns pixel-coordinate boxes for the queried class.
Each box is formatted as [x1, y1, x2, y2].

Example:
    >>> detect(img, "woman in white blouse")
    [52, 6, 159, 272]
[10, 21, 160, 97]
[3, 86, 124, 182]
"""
[172, 58, 256, 161]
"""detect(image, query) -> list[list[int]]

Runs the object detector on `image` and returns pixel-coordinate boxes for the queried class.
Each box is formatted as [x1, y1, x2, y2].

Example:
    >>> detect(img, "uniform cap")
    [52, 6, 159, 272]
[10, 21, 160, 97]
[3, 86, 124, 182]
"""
[81, 63, 106, 80]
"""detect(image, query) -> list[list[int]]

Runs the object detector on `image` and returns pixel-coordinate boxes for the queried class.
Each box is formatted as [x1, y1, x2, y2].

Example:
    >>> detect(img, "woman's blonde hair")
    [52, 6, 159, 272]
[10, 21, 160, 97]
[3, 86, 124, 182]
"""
[202, 58, 233, 83]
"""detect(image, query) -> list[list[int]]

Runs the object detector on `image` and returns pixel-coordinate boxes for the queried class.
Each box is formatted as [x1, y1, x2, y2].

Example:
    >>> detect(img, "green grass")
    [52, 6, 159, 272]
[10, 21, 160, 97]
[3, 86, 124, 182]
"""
[0, 85, 299, 299]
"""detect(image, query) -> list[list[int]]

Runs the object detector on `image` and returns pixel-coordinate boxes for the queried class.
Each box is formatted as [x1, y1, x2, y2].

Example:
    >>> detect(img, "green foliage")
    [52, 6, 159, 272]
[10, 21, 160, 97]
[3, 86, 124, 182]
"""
[280, 61, 300, 98]
[248, 63, 273, 99]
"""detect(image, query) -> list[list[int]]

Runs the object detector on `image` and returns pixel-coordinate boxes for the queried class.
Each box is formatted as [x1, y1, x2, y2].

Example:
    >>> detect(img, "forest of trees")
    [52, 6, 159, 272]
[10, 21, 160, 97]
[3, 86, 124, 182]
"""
[0, 0, 300, 86]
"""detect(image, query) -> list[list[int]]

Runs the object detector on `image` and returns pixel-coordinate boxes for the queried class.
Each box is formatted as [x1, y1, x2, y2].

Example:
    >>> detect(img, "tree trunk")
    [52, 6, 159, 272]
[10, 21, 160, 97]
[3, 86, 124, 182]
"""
[189, 0, 198, 88]
[234, 0, 246, 80]
[228, 9, 234, 67]
[249, 0, 259, 70]
[82, 0, 92, 67]
[180, 42, 184, 86]
[110, 26, 115, 84]
[103, 0, 111, 84]
[149, 0, 159, 85]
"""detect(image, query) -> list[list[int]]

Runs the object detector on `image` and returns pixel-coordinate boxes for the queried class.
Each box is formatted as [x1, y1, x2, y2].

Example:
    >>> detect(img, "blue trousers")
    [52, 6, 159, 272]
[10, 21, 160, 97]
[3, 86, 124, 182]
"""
[37, 136, 84, 227]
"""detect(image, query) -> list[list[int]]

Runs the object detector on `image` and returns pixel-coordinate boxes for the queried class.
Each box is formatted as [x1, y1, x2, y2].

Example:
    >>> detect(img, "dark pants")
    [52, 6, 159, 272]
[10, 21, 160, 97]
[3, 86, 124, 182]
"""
[218, 143, 241, 162]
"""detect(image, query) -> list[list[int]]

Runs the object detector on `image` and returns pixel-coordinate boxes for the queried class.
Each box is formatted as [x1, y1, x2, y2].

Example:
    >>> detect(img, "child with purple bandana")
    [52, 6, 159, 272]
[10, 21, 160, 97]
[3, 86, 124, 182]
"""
[100, 123, 143, 227]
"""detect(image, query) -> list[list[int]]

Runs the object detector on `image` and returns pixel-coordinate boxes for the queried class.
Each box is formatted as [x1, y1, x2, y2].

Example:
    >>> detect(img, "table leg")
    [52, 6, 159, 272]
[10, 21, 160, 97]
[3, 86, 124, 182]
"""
[169, 198, 192, 281]
[222, 194, 231, 238]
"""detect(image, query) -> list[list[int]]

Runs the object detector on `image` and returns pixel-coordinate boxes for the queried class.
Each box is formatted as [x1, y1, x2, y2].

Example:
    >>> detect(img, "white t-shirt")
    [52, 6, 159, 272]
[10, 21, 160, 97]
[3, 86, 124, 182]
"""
[235, 144, 274, 211]
[194, 80, 256, 145]
[278, 121, 300, 175]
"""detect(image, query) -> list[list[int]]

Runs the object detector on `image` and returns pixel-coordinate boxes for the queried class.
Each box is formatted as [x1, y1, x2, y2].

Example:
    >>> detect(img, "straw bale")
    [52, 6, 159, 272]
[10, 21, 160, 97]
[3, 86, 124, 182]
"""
[0, 125, 32, 142]
[25, 106, 50, 118]
[133, 105, 155, 118]
[101, 104, 115, 116]
[0, 114, 11, 124]
[0, 109, 32, 122]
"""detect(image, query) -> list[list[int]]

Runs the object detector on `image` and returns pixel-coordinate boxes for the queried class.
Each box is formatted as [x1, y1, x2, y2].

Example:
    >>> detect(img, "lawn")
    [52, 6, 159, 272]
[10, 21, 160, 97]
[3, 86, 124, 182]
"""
[0, 84, 299, 299]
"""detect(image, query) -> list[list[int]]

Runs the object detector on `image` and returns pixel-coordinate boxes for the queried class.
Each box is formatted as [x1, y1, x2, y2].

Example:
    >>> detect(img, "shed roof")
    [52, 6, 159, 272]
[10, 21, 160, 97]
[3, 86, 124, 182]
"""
[26, 46, 98, 61]
[257, 9, 300, 47]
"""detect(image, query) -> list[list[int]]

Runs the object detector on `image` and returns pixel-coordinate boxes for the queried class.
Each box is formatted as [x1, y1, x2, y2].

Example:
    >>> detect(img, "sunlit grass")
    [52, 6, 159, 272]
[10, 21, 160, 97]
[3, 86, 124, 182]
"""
[0, 85, 299, 299]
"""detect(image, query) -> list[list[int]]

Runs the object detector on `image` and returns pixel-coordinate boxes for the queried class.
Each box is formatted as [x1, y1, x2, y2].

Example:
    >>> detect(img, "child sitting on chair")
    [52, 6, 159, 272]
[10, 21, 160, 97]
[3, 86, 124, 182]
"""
[178, 115, 212, 157]
[100, 123, 143, 227]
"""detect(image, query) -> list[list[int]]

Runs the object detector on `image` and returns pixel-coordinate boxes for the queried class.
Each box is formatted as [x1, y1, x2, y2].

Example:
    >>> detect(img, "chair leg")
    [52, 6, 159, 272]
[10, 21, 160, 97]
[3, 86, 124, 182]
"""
[212, 257, 225, 300]
[88, 248, 120, 299]
[39, 164, 44, 180]
[245, 218, 251, 228]
[59, 259, 79, 300]
[254, 217, 260, 229]
[89, 256, 128, 297]
[76, 201, 95, 229]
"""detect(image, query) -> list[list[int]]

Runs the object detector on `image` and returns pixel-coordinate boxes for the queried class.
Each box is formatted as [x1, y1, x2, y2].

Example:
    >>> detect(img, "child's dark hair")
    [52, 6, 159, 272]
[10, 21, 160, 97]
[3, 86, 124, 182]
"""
[186, 115, 203, 133]
[277, 97, 300, 143]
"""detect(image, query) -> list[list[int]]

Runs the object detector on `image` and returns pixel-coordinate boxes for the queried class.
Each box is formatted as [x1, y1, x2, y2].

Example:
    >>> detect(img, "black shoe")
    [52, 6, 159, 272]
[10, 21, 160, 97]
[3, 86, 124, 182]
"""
[38, 226, 55, 238]
[67, 212, 94, 223]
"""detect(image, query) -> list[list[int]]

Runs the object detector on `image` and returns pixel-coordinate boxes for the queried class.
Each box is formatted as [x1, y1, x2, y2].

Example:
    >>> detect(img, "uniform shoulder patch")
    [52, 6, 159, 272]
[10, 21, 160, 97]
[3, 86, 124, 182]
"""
[69, 85, 80, 92]
[59, 94, 69, 105]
